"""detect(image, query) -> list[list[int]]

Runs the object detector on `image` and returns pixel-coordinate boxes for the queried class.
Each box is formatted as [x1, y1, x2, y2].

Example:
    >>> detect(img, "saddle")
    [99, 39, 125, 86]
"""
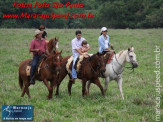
[26, 54, 47, 76]
[107, 54, 114, 63]
[66, 54, 92, 77]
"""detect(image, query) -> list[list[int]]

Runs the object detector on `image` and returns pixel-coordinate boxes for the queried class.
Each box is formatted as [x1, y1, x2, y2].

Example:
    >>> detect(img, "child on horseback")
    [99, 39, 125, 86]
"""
[80, 40, 90, 53]
[80, 40, 90, 58]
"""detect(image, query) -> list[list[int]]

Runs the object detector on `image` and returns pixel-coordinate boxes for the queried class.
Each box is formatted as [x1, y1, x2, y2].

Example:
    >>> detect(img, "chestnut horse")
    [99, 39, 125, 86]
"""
[55, 52, 113, 97]
[47, 38, 59, 53]
[19, 51, 62, 99]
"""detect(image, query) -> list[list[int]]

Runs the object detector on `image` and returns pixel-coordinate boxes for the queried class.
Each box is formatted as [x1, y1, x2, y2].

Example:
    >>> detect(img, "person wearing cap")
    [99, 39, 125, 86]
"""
[71, 30, 90, 83]
[39, 25, 48, 43]
[98, 27, 113, 54]
[29, 29, 49, 85]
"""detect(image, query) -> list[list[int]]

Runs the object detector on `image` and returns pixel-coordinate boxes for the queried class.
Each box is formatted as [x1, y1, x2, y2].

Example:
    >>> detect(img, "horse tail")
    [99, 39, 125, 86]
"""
[19, 74, 23, 89]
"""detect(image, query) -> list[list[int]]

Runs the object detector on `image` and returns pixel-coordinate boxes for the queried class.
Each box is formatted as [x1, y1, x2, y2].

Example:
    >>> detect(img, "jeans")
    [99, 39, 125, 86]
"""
[30, 55, 40, 80]
[72, 56, 78, 79]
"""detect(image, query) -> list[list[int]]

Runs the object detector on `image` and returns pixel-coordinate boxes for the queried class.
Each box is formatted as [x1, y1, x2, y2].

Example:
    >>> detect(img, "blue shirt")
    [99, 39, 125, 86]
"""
[98, 34, 110, 53]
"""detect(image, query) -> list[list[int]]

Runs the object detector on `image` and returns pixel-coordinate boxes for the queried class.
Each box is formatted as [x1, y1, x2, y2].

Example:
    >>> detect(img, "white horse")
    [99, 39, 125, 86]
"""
[87, 47, 138, 99]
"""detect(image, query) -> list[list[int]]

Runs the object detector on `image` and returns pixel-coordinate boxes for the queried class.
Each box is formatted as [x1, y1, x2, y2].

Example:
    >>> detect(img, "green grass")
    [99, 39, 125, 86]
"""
[0, 29, 163, 122]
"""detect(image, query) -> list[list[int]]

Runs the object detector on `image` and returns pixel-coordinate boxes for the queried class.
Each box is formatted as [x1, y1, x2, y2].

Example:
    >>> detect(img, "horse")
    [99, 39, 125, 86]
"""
[18, 51, 62, 99]
[87, 47, 138, 99]
[47, 38, 59, 53]
[55, 52, 114, 97]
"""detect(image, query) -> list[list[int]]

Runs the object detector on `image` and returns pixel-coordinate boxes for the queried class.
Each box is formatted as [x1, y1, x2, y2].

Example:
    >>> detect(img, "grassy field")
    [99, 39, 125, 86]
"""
[0, 29, 162, 122]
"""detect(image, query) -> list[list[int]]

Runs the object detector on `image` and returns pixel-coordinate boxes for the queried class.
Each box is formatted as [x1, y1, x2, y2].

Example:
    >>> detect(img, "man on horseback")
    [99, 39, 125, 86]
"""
[71, 30, 90, 82]
[29, 29, 49, 85]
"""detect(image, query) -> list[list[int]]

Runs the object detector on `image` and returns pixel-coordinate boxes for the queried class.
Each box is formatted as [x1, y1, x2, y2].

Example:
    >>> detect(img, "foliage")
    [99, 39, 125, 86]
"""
[0, 0, 163, 28]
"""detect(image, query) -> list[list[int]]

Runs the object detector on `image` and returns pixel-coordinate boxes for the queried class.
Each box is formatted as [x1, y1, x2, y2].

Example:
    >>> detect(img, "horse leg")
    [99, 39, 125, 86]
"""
[21, 79, 31, 98]
[117, 77, 124, 100]
[55, 71, 67, 96]
[104, 77, 110, 94]
[86, 81, 91, 95]
[94, 78, 105, 96]
[82, 80, 87, 97]
[21, 87, 26, 97]
[68, 79, 73, 96]
[48, 81, 54, 99]
[43, 79, 52, 99]
[25, 84, 31, 99]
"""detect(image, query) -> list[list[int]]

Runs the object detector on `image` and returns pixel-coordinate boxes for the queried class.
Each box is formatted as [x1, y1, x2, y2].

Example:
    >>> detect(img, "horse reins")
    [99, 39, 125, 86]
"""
[112, 51, 135, 76]
[39, 58, 61, 73]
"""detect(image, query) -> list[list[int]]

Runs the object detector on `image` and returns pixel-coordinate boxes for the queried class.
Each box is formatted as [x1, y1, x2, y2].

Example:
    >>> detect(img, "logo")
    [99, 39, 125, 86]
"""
[2, 105, 33, 121]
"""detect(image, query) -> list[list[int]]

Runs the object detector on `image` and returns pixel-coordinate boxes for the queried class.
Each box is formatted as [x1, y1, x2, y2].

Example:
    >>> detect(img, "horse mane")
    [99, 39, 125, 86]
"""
[118, 50, 124, 58]
[89, 54, 97, 61]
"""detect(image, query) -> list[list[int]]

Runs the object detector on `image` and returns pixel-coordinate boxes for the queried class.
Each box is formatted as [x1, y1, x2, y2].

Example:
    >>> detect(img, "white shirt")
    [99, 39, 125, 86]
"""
[105, 39, 109, 49]
[72, 37, 86, 56]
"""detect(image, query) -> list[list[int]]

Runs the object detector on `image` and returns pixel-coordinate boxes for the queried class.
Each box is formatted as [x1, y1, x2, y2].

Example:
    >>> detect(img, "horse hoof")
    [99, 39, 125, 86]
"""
[47, 96, 52, 100]
[104, 89, 107, 93]
[84, 91, 88, 96]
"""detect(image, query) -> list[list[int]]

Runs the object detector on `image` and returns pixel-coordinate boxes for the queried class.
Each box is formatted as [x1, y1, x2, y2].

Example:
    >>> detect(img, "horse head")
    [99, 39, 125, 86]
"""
[48, 37, 59, 53]
[126, 47, 138, 68]
[95, 52, 106, 73]
[47, 50, 62, 71]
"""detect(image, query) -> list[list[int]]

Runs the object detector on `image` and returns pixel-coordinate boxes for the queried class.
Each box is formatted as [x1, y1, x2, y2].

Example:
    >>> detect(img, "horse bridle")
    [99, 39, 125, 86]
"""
[39, 57, 61, 73]
[112, 51, 135, 76]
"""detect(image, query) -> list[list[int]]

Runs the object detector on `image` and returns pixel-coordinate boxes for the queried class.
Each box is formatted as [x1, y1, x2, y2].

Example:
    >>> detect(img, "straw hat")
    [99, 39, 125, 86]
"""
[35, 29, 42, 36]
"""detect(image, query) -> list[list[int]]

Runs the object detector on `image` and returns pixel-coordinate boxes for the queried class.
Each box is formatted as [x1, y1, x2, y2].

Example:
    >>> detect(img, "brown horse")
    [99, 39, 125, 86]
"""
[47, 38, 59, 53]
[55, 52, 113, 97]
[19, 51, 62, 99]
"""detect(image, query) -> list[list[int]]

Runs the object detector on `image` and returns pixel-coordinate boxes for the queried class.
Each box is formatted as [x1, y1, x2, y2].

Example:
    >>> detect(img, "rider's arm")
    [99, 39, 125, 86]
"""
[86, 44, 90, 51]
[29, 40, 39, 52]
[45, 49, 50, 55]
[30, 49, 39, 52]
[75, 49, 83, 55]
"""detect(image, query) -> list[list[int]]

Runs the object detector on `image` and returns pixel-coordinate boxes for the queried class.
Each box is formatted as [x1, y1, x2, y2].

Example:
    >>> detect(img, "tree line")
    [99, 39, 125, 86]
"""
[0, 0, 163, 28]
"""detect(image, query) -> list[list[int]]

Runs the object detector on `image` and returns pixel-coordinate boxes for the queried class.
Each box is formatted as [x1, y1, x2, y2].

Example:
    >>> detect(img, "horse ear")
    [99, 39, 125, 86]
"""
[97, 52, 102, 56]
[59, 49, 62, 54]
[131, 47, 134, 51]
[128, 48, 130, 52]
[96, 52, 100, 56]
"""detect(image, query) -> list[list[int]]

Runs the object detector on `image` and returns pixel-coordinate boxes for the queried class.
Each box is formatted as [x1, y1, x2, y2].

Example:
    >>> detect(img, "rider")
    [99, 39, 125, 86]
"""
[80, 40, 89, 53]
[71, 30, 90, 83]
[79, 40, 90, 58]
[98, 27, 113, 54]
[29, 29, 49, 85]
[39, 25, 48, 43]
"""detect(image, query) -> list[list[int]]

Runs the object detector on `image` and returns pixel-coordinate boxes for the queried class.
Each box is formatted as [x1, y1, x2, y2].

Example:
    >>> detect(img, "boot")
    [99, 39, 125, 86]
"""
[70, 78, 76, 84]
[30, 78, 35, 85]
